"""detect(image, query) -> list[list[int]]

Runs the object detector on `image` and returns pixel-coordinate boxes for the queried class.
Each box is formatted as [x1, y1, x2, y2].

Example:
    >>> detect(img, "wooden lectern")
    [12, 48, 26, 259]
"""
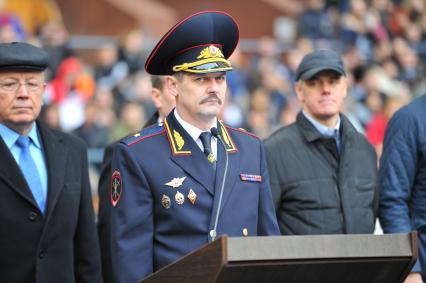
[140, 233, 417, 283]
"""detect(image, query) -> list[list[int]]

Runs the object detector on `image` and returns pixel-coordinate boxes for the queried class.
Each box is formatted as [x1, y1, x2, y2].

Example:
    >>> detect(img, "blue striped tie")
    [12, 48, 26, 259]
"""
[16, 136, 45, 213]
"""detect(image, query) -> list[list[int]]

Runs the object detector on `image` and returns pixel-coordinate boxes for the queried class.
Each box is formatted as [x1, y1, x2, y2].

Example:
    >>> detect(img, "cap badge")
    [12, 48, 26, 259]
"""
[197, 45, 225, 60]
[188, 189, 197, 205]
[161, 194, 171, 209]
[173, 130, 185, 150]
[110, 169, 122, 207]
[165, 176, 186, 188]
[175, 191, 185, 205]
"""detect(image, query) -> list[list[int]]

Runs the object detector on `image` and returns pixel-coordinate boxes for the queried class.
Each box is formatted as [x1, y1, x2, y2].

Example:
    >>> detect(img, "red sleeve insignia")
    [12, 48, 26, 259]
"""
[110, 169, 122, 207]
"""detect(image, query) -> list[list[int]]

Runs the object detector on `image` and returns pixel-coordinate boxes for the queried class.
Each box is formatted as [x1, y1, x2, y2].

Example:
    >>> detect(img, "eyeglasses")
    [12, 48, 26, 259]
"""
[0, 81, 45, 93]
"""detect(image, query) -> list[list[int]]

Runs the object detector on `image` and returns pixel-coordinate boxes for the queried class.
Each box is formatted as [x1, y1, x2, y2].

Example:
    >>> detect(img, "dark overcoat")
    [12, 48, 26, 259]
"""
[0, 121, 101, 283]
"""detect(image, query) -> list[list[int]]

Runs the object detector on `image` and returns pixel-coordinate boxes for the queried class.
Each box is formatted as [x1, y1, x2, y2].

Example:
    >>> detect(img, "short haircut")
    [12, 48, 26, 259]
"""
[151, 75, 166, 89]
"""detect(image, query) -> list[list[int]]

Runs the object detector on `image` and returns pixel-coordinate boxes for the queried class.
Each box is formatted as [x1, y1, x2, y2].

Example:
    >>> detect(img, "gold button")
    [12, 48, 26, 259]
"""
[242, 228, 248, 236]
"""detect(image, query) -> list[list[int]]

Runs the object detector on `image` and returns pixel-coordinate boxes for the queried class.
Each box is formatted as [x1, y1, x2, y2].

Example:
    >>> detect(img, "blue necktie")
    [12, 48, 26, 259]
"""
[16, 136, 45, 213]
[199, 132, 216, 169]
[334, 129, 341, 153]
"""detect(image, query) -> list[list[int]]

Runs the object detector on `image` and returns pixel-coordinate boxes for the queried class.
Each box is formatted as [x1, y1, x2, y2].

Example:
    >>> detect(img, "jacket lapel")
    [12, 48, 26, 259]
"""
[164, 114, 216, 195]
[37, 121, 67, 217]
[0, 136, 39, 208]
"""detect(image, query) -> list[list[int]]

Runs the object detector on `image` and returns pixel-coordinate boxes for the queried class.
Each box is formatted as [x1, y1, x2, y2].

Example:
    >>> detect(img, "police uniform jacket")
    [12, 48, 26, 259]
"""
[109, 112, 279, 282]
[97, 111, 160, 283]
[0, 121, 101, 283]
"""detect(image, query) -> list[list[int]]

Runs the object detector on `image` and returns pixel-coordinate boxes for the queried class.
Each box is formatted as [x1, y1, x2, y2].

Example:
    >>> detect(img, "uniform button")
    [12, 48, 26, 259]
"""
[39, 251, 45, 259]
[28, 212, 38, 221]
[242, 228, 248, 236]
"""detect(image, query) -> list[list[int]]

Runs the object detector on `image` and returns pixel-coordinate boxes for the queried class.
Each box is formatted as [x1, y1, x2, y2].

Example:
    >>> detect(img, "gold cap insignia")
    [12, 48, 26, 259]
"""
[197, 45, 224, 60]
[165, 176, 186, 188]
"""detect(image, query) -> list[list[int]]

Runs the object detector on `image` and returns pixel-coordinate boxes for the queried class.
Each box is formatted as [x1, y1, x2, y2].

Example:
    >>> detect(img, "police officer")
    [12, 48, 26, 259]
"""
[108, 11, 279, 282]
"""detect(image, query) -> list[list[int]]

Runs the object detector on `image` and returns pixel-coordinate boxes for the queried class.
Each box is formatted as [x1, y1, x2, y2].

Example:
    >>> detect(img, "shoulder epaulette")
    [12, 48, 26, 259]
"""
[121, 124, 165, 147]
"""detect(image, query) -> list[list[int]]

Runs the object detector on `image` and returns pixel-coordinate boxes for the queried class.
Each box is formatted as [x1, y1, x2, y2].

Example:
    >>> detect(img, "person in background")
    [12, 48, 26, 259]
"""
[107, 11, 279, 282]
[379, 95, 426, 283]
[97, 74, 175, 283]
[0, 42, 101, 282]
[265, 49, 378, 236]
[72, 99, 110, 148]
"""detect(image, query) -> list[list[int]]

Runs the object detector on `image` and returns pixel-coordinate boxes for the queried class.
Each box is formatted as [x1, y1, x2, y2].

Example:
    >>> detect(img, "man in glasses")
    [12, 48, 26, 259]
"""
[0, 42, 101, 282]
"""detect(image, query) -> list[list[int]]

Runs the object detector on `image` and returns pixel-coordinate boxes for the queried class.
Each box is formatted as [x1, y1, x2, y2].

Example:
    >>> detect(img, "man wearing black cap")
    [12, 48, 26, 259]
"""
[265, 49, 378, 236]
[0, 42, 101, 282]
[107, 11, 279, 282]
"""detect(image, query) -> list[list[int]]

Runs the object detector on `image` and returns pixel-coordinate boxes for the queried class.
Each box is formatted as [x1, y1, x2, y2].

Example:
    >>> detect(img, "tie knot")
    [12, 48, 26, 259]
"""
[199, 132, 212, 149]
[16, 136, 31, 148]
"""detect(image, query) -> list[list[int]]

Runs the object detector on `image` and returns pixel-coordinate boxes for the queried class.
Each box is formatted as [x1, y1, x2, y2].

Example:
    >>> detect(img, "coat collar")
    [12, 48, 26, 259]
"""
[0, 132, 37, 207]
[0, 120, 68, 215]
[296, 111, 357, 144]
[163, 112, 238, 195]
[163, 112, 237, 156]
[37, 120, 68, 217]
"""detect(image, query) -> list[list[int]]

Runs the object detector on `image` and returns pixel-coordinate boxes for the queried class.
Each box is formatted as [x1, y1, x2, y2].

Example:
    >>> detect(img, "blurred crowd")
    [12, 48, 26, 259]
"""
[2, 0, 426, 200]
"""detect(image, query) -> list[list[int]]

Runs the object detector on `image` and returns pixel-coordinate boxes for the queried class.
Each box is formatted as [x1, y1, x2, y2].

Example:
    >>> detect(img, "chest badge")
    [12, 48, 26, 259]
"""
[161, 194, 171, 209]
[175, 191, 185, 205]
[188, 189, 197, 205]
[240, 173, 262, 183]
[165, 176, 186, 189]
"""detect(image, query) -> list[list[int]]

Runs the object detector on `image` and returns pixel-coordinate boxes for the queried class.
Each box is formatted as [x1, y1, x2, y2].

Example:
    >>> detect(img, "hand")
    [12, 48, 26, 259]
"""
[404, 273, 423, 283]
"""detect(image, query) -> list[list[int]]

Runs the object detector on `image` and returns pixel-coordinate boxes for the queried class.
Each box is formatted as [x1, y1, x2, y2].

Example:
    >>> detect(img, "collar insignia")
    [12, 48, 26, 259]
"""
[221, 127, 231, 148]
[218, 120, 237, 153]
[165, 176, 186, 188]
[164, 118, 191, 155]
[173, 130, 185, 150]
